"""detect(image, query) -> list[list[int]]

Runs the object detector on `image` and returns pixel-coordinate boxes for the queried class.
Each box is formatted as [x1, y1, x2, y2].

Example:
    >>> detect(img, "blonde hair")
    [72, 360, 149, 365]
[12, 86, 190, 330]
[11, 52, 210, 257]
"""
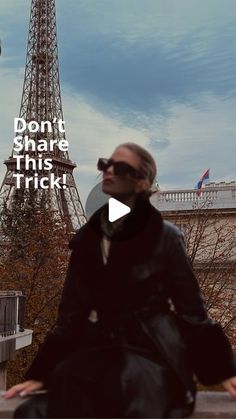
[116, 142, 156, 185]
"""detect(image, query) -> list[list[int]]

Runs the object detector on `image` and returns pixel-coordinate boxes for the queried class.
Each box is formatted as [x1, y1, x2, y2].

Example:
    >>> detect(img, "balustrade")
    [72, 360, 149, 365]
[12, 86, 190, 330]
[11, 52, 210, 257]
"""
[0, 292, 32, 390]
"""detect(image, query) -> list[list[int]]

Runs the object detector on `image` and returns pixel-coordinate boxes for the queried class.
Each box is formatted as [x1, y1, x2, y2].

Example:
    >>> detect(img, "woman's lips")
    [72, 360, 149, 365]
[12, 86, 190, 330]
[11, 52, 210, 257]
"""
[103, 177, 114, 184]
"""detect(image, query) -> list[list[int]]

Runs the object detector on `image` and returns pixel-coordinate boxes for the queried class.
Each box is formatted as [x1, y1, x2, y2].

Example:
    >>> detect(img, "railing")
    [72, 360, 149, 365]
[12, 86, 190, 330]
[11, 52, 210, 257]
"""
[0, 292, 32, 390]
[158, 189, 218, 202]
[151, 182, 236, 212]
[0, 291, 25, 337]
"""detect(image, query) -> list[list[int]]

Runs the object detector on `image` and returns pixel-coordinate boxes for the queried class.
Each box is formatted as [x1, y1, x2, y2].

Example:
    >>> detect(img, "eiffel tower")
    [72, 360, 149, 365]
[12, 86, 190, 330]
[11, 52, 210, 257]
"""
[0, 0, 86, 230]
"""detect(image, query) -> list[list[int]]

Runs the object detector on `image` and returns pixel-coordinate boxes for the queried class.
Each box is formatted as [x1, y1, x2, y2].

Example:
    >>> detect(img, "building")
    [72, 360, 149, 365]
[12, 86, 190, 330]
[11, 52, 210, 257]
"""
[151, 181, 236, 346]
[151, 180, 236, 213]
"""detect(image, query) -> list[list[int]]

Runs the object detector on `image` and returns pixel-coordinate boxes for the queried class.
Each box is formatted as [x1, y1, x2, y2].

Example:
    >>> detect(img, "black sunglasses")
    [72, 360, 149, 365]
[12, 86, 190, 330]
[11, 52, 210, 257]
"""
[97, 158, 144, 179]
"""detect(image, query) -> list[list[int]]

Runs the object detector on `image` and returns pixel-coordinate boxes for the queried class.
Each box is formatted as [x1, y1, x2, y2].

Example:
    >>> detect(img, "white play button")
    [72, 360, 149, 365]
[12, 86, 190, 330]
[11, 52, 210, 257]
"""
[108, 197, 131, 222]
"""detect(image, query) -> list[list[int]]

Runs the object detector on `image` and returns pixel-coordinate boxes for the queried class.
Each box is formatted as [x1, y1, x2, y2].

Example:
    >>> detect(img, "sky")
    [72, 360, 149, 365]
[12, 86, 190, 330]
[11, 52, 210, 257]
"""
[0, 0, 236, 205]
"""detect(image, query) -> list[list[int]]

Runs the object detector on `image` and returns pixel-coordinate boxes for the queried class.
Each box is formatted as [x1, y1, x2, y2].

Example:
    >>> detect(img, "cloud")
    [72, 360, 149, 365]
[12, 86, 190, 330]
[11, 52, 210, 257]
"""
[62, 89, 236, 200]
[0, 63, 235, 205]
[56, 0, 236, 47]
[151, 93, 236, 189]
[0, 0, 235, 208]
[58, 19, 236, 115]
[62, 89, 150, 203]
[0, 1, 30, 65]
[0, 67, 24, 191]
[149, 137, 171, 151]
[0, 0, 30, 19]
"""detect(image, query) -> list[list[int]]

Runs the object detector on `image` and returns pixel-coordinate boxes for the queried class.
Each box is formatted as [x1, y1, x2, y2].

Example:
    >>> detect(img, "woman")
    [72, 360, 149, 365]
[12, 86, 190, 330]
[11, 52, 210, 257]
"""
[5, 143, 236, 418]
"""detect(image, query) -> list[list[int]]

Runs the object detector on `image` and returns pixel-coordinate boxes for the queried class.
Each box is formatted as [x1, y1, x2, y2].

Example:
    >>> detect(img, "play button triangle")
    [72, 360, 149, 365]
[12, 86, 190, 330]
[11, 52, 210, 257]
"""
[108, 197, 131, 222]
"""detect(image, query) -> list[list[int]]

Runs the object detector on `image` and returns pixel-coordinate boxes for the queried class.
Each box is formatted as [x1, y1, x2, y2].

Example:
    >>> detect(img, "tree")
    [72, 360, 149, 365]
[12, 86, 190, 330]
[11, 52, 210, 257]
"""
[172, 199, 236, 348]
[0, 188, 71, 386]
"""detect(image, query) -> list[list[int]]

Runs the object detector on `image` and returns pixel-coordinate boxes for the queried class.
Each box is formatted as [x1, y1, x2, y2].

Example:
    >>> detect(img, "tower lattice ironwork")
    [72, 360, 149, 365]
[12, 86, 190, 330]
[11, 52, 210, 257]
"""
[0, 0, 86, 230]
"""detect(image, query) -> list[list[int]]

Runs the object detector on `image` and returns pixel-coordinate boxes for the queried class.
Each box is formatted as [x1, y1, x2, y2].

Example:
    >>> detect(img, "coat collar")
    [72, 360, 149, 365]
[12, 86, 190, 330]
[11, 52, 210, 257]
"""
[70, 198, 163, 250]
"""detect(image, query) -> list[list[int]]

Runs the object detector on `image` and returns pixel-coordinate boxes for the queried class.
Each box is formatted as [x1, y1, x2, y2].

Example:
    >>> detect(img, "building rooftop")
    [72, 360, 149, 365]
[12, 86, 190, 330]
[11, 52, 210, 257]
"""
[151, 181, 236, 212]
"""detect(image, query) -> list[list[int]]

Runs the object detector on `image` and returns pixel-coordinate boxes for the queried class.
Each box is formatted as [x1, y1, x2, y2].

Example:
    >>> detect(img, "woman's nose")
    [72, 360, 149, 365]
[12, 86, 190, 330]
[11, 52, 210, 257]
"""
[106, 164, 114, 175]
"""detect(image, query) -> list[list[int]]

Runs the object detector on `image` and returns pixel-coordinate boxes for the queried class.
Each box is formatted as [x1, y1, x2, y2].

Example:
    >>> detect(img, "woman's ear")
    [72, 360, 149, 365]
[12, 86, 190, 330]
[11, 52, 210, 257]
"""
[134, 178, 150, 194]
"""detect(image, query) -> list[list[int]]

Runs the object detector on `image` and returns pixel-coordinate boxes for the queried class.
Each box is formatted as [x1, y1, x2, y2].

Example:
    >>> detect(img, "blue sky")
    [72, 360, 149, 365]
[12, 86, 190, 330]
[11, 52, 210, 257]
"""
[0, 0, 236, 204]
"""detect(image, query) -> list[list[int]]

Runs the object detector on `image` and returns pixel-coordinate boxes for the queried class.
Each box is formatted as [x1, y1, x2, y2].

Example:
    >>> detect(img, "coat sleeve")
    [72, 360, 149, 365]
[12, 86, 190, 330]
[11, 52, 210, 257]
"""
[166, 224, 236, 385]
[25, 231, 90, 385]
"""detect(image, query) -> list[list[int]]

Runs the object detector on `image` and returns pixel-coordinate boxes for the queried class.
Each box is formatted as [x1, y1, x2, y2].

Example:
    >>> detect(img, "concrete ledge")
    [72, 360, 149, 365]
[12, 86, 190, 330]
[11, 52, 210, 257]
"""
[0, 330, 33, 390]
[190, 391, 236, 418]
[0, 391, 236, 418]
[0, 391, 27, 419]
[14, 330, 33, 351]
[0, 330, 32, 352]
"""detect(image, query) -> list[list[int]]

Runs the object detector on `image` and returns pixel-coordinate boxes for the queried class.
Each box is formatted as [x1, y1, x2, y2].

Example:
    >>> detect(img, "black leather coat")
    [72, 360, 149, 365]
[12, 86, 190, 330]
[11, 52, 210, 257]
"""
[26, 199, 236, 414]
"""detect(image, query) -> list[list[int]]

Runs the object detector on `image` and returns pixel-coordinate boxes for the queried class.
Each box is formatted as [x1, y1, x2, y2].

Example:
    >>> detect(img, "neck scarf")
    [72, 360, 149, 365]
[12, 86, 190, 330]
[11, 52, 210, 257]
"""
[99, 197, 151, 240]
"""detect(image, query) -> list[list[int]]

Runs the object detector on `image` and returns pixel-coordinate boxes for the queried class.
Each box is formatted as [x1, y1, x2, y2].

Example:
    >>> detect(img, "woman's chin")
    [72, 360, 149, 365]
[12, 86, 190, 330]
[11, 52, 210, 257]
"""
[102, 183, 115, 195]
[102, 180, 117, 194]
